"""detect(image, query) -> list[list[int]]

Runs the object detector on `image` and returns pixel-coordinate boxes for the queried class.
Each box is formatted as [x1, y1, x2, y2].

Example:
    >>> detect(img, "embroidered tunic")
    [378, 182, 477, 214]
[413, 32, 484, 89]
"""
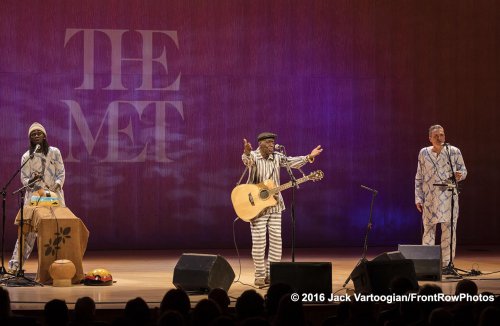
[415, 145, 467, 225]
[21, 146, 66, 206]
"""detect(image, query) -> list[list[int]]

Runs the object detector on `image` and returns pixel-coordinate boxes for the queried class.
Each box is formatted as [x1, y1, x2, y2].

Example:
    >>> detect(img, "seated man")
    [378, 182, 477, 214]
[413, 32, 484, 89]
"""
[9, 122, 66, 274]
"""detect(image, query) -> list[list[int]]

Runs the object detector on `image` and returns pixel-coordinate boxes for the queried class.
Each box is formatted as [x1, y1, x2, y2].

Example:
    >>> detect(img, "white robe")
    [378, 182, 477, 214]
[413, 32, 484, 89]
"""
[20, 146, 66, 206]
[415, 145, 467, 226]
[9, 146, 66, 271]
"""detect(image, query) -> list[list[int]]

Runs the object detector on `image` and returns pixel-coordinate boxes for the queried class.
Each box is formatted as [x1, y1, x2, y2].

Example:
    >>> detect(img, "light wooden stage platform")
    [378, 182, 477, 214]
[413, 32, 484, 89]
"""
[3, 246, 500, 311]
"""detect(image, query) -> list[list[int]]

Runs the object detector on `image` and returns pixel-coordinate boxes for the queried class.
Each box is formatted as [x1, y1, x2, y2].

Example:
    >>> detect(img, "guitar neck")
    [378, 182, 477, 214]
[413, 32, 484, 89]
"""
[270, 175, 311, 194]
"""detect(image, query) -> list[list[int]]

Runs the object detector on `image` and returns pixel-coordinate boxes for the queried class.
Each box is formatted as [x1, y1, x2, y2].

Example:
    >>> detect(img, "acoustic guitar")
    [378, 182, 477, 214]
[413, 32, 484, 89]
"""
[231, 170, 324, 222]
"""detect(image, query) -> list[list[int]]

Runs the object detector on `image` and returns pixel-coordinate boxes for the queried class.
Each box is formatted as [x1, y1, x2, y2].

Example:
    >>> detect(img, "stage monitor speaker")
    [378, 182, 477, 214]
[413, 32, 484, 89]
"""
[270, 262, 332, 294]
[372, 250, 405, 262]
[351, 259, 418, 295]
[173, 253, 235, 293]
[398, 244, 442, 281]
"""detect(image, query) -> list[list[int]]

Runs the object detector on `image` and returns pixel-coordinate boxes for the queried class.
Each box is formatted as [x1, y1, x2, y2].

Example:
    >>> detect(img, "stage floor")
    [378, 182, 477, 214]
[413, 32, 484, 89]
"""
[3, 246, 500, 311]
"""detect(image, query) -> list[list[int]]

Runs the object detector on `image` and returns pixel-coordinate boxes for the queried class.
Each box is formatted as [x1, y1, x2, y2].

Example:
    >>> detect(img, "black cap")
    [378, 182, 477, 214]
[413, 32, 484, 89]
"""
[257, 132, 277, 142]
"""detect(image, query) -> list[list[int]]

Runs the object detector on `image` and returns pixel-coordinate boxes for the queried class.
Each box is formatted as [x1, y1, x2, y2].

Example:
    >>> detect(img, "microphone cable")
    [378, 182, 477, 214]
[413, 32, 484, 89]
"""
[232, 217, 260, 289]
[232, 153, 264, 289]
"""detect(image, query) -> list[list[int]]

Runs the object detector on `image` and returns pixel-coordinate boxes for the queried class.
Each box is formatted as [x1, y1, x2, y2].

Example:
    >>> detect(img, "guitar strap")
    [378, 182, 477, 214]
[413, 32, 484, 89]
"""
[261, 153, 277, 181]
[236, 165, 249, 186]
[268, 155, 277, 179]
[236, 151, 255, 185]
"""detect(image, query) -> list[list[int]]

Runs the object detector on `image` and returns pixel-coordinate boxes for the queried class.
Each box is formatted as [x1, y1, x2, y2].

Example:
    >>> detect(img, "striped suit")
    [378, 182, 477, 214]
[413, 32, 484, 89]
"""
[242, 150, 309, 282]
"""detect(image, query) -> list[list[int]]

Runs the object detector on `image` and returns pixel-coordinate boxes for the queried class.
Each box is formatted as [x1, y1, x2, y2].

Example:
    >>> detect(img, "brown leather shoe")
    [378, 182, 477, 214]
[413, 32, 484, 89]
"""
[254, 278, 266, 287]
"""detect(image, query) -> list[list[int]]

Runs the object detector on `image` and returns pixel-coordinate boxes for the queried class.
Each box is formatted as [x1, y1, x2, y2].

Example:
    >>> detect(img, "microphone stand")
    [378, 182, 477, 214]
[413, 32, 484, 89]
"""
[279, 146, 299, 262]
[0, 154, 33, 279]
[3, 180, 43, 286]
[439, 144, 466, 278]
[343, 185, 378, 288]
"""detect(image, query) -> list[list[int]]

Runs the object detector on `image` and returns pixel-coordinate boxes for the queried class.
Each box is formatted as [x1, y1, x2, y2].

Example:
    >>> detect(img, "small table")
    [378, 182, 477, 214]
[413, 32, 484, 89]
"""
[15, 206, 89, 284]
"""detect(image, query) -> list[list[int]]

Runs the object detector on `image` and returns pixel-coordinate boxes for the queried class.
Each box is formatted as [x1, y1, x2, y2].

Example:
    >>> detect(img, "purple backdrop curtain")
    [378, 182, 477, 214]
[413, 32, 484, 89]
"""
[1, 0, 499, 250]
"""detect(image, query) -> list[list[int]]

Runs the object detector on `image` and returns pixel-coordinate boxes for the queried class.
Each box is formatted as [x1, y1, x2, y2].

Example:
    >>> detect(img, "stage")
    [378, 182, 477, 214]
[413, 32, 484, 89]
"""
[3, 245, 499, 313]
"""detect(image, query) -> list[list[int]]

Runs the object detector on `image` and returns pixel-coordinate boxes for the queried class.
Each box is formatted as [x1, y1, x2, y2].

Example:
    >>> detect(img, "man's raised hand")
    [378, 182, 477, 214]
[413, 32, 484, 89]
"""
[243, 138, 252, 155]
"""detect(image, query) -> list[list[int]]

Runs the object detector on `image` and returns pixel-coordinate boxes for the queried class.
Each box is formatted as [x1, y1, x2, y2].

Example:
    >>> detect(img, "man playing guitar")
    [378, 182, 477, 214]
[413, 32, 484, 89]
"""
[241, 132, 322, 287]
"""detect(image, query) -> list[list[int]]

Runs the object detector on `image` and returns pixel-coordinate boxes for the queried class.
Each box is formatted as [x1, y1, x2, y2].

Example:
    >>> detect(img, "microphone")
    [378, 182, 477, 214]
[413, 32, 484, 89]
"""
[361, 184, 378, 194]
[30, 144, 41, 158]
[27, 174, 43, 187]
[274, 144, 284, 150]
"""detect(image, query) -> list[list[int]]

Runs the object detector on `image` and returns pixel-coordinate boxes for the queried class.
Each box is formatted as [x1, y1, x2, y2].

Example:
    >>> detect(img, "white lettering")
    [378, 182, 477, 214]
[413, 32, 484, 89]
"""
[62, 100, 183, 162]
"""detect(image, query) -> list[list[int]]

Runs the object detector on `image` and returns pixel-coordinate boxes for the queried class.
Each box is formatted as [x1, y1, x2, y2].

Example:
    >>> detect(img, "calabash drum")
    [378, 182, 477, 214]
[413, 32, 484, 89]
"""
[49, 259, 76, 287]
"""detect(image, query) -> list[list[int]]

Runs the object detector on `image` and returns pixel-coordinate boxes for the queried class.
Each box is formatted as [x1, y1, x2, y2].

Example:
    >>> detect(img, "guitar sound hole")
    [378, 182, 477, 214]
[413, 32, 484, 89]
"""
[259, 190, 269, 200]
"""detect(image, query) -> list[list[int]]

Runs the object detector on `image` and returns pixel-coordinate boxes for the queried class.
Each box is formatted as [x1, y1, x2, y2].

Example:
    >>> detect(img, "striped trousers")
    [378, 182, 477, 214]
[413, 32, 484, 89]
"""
[9, 232, 37, 271]
[422, 222, 457, 267]
[250, 212, 282, 281]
